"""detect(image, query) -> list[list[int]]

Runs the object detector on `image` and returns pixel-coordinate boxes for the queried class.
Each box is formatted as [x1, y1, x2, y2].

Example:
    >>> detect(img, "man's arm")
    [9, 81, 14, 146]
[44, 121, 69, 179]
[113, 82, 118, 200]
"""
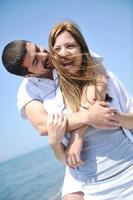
[24, 100, 90, 135]
[24, 100, 120, 136]
[25, 100, 48, 135]
[119, 113, 133, 129]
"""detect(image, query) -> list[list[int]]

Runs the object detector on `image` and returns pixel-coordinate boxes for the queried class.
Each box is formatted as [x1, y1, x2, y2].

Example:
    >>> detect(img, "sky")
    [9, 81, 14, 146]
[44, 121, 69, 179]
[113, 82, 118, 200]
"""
[0, 0, 133, 162]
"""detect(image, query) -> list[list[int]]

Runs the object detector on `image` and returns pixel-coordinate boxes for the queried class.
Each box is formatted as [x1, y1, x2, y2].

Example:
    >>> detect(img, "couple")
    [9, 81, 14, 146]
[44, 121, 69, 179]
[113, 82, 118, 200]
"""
[2, 21, 133, 200]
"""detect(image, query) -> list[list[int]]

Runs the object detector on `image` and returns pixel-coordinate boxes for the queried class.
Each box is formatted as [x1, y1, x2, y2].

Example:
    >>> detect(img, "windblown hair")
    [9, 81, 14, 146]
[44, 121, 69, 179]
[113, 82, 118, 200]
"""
[2, 40, 30, 76]
[48, 20, 99, 111]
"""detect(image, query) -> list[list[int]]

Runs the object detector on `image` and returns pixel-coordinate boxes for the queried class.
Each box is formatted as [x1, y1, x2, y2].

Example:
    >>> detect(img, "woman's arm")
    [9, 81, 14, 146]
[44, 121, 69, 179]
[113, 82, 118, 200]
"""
[65, 127, 85, 168]
[50, 142, 66, 164]
[65, 68, 110, 168]
[47, 113, 84, 167]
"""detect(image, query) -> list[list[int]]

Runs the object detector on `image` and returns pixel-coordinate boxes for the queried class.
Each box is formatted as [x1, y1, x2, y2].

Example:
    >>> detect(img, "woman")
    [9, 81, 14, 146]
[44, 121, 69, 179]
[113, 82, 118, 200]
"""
[48, 20, 111, 168]
[47, 21, 133, 200]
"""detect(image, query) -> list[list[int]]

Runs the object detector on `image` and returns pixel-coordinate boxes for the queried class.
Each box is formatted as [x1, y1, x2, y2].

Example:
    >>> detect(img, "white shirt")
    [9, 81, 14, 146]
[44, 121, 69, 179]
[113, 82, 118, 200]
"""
[17, 69, 58, 118]
[107, 71, 133, 142]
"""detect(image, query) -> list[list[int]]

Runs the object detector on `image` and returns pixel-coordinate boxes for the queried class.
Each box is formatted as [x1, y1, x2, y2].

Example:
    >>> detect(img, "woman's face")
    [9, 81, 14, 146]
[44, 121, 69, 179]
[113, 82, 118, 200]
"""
[53, 31, 82, 74]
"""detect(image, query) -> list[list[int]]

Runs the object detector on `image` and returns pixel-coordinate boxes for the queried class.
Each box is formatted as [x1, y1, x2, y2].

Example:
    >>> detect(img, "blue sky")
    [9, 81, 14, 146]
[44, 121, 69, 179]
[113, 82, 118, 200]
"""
[0, 0, 133, 162]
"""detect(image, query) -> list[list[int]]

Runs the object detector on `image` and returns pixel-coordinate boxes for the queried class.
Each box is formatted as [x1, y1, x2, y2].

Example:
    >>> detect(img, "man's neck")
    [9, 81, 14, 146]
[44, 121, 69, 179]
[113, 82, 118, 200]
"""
[47, 71, 53, 80]
[35, 70, 53, 80]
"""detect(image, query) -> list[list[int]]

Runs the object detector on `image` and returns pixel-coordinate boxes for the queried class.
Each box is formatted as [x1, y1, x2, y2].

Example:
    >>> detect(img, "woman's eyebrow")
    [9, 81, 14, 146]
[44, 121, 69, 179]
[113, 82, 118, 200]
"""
[54, 41, 76, 47]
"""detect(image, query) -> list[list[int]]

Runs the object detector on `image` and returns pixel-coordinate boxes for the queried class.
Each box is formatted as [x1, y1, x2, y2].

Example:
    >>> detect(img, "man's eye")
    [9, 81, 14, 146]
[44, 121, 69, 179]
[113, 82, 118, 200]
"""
[34, 58, 38, 66]
[35, 45, 41, 53]
[43, 49, 48, 53]
[33, 57, 38, 67]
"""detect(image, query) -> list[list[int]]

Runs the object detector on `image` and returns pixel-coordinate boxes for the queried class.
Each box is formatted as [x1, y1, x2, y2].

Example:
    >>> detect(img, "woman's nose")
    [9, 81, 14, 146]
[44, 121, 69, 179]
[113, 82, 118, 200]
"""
[59, 48, 69, 57]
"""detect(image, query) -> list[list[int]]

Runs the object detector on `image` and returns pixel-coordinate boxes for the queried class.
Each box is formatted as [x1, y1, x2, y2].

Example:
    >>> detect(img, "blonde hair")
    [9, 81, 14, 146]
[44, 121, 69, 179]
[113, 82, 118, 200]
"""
[48, 20, 98, 111]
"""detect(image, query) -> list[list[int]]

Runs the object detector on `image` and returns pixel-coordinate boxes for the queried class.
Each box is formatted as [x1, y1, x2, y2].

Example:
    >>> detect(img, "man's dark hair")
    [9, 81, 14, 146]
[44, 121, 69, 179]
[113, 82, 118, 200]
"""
[2, 40, 30, 76]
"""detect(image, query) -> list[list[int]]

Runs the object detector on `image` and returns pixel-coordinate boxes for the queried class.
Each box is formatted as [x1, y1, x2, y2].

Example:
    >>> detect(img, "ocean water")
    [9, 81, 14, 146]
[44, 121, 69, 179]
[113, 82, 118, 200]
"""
[0, 146, 65, 200]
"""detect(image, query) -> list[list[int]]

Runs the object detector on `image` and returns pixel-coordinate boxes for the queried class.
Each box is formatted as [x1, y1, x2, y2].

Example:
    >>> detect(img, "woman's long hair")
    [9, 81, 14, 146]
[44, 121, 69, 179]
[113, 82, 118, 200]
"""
[48, 20, 99, 112]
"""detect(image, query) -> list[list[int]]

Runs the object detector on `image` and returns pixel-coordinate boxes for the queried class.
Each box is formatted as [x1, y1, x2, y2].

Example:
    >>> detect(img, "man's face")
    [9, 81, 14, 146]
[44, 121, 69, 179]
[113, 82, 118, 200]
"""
[23, 42, 53, 77]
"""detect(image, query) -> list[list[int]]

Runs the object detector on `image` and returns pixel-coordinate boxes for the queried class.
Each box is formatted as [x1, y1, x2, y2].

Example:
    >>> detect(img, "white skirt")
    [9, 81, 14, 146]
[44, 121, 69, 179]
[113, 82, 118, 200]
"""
[62, 166, 84, 198]
[62, 165, 133, 200]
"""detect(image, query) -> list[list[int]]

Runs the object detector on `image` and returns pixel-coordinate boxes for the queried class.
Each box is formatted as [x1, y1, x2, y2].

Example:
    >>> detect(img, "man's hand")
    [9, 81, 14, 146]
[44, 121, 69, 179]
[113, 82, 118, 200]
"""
[82, 101, 120, 129]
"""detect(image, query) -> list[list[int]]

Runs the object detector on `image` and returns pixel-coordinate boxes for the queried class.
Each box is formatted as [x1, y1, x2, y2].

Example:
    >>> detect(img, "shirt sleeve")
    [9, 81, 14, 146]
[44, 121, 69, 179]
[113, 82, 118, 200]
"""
[17, 78, 42, 118]
[108, 72, 133, 113]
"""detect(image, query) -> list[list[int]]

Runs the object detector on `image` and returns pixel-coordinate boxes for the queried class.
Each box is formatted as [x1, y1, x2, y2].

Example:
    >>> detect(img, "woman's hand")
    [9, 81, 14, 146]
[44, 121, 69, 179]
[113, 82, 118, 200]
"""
[47, 113, 67, 146]
[47, 113, 67, 164]
[65, 132, 84, 168]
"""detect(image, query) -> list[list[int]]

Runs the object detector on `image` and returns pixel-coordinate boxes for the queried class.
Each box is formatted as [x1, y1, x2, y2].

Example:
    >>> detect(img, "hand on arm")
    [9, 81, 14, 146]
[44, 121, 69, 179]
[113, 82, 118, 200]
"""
[47, 113, 67, 164]
[24, 100, 86, 165]
[24, 98, 120, 138]
[81, 101, 120, 129]
[24, 99, 92, 135]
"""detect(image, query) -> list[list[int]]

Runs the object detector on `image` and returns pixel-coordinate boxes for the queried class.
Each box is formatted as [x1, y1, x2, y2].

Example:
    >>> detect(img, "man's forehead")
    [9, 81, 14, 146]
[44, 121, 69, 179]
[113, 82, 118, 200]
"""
[22, 42, 35, 67]
[26, 42, 36, 53]
[27, 43, 47, 55]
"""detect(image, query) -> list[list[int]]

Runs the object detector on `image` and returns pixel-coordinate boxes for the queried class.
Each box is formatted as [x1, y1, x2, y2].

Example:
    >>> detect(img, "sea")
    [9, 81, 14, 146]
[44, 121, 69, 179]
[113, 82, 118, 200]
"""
[0, 146, 65, 200]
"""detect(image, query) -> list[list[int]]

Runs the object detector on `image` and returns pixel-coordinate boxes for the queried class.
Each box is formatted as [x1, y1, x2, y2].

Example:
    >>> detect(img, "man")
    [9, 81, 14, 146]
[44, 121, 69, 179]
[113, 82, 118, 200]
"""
[2, 40, 119, 137]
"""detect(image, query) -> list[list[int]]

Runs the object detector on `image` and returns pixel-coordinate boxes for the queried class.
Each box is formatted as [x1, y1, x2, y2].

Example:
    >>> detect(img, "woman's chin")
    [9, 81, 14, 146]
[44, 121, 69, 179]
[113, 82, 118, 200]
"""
[67, 69, 78, 75]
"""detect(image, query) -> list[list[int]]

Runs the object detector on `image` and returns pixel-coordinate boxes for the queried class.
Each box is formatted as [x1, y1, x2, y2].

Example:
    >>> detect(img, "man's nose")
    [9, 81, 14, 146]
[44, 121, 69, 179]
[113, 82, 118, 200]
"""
[37, 52, 48, 61]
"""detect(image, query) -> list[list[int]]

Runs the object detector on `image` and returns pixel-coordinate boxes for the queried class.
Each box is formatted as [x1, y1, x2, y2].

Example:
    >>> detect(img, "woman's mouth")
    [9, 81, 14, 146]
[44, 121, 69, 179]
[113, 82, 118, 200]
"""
[62, 61, 74, 69]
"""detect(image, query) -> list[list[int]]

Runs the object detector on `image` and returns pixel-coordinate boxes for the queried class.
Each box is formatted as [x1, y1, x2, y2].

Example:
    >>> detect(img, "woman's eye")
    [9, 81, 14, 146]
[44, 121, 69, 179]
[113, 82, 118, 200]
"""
[68, 44, 75, 48]
[54, 47, 60, 52]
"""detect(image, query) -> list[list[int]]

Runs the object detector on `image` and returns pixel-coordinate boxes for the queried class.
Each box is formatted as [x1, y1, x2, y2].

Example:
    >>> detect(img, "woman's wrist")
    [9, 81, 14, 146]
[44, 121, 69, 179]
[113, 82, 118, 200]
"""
[51, 143, 66, 164]
[49, 139, 61, 147]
